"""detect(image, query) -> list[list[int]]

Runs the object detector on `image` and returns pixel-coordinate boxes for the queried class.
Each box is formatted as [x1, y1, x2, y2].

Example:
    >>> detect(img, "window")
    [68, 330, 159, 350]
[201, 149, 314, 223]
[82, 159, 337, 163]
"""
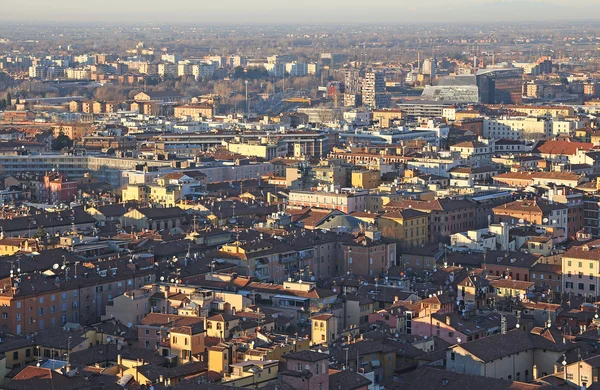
[51, 295, 55, 302]
[451, 352, 455, 361]
[16, 302, 21, 309]
[1, 313, 7, 319]
[13, 351, 18, 360]
[39, 297, 44, 304]
[579, 283, 585, 290]
[297, 363, 302, 371]
[145, 329, 150, 335]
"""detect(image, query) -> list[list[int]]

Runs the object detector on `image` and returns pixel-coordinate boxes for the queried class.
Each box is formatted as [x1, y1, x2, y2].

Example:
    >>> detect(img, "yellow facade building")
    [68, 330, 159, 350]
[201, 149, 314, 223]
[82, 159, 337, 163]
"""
[352, 170, 381, 189]
[378, 209, 429, 249]
[310, 313, 339, 346]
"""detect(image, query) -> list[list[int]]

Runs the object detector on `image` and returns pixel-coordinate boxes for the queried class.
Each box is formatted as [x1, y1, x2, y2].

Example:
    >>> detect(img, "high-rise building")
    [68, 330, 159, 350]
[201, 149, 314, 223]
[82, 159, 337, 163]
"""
[344, 69, 362, 108]
[362, 70, 388, 108]
[344, 69, 361, 94]
[422, 58, 437, 79]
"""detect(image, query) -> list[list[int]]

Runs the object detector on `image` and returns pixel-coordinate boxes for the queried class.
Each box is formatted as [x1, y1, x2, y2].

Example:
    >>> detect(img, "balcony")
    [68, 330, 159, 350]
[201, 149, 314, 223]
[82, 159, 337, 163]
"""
[279, 253, 298, 264]
[298, 250, 315, 259]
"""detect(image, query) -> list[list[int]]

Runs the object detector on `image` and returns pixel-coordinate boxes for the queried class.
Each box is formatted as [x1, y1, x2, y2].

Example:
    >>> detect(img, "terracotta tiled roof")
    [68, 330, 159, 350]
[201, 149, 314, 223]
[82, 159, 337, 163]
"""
[535, 140, 593, 156]
[489, 279, 534, 290]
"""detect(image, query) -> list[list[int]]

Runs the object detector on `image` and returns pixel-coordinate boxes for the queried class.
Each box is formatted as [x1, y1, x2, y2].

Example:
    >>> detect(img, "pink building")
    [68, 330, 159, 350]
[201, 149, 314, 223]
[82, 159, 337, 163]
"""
[368, 309, 399, 330]
[281, 350, 329, 390]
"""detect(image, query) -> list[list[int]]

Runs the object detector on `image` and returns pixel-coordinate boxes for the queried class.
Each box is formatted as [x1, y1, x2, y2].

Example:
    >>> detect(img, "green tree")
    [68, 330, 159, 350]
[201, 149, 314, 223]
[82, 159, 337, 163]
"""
[34, 227, 47, 240]
[51, 132, 73, 151]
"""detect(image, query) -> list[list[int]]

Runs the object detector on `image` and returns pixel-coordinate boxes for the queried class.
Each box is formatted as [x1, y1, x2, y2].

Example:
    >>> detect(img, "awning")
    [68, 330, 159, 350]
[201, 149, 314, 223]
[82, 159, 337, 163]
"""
[273, 295, 308, 301]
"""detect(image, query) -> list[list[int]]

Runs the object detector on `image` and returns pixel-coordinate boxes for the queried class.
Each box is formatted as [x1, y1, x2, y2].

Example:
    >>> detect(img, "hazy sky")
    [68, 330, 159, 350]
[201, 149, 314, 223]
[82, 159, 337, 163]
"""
[2, 0, 599, 23]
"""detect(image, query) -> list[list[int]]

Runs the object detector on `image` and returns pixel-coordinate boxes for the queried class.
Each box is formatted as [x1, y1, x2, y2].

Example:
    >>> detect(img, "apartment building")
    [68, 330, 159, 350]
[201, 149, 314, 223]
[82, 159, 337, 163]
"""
[387, 198, 480, 242]
[562, 244, 600, 298]
[483, 117, 552, 140]
[173, 104, 214, 119]
[378, 209, 429, 249]
[340, 229, 397, 277]
[288, 188, 368, 214]
[362, 70, 388, 109]
[0, 257, 155, 335]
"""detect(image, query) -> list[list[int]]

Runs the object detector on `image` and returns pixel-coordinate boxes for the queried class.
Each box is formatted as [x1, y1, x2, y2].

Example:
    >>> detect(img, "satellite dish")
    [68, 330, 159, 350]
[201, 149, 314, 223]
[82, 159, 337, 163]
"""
[304, 364, 310, 370]
[395, 333, 399, 338]
[429, 294, 433, 298]
[160, 276, 165, 281]
[333, 288, 337, 293]
[457, 337, 461, 343]
[127, 322, 132, 328]
[518, 219, 524, 224]
[543, 218, 549, 223]
[53, 264, 59, 270]
[346, 271, 350, 275]
[424, 336, 428, 340]
[516, 323, 520, 329]
[242, 317, 247, 322]
[552, 220, 556, 224]
[310, 276, 315, 281]
[170, 279, 175, 283]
